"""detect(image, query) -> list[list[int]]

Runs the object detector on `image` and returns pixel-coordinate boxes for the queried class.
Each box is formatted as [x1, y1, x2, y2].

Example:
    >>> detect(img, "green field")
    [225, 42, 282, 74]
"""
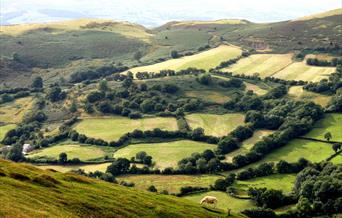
[117, 174, 222, 194]
[185, 90, 231, 104]
[36, 162, 112, 173]
[127, 45, 242, 74]
[224, 53, 293, 78]
[113, 140, 217, 169]
[184, 191, 255, 212]
[225, 130, 274, 162]
[0, 159, 226, 218]
[234, 174, 296, 195]
[0, 124, 16, 141]
[185, 113, 245, 137]
[288, 86, 331, 107]
[330, 154, 342, 164]
[27, 143, 117, 161]
[74, 116, 178, 141]
[0, 97, 34, 123]
[305, 113, 342, 142]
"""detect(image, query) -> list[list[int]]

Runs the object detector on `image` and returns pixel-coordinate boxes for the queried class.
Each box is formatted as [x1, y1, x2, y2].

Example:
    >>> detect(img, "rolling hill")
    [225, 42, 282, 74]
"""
[0, 159, 228, 218]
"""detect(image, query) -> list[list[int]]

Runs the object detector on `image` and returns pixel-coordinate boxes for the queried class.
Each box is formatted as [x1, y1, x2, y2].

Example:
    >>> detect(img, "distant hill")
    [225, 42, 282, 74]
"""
[0, 159, 226, 217]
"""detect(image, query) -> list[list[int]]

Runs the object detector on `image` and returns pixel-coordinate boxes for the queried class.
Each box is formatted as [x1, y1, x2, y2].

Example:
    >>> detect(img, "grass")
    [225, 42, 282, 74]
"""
[233, 174, 296, 195]
[0, 124, 16, 141]
[0, 96, 33, 123]
[113, 140, 217, 169]
[272, 61, 336, 82]
[225, 130, 274, 162]
[288, 86, 332, 107]
[127, 45, 242, 75]
[305, 113, 342, 142]
[117, 174, 223, 194]
[295, 8, 342, 21]
[185, 90, 231, 104]
[330, 154, 342, 164]
[35, 163, 112, 173]
[27, 142, 117, 161]
[185, 113, 245, 137]
[184, 191, 255, 212]
[0, 159, 226, 218]
[224, 54, 293, 78]
[74, 116, 178, 141]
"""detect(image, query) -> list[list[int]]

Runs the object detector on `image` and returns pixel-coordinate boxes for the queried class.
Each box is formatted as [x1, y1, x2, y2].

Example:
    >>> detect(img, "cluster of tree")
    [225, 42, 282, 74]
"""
[304, 65, 342, 94]
[306, 58, 342, 67]
[0, 91, 30, 104]
[326, 89, 342, 112]
[177, 186, 209, 196]
[135, 68, 205, 80]
[218, 78, 244, 89]
[0, 87, 30, 95]
[213, 57, 240, 70]
[295, 45, 342, 60]
[248, 188, 295, 209]
[131, 151, 153, 166]
[72, 169, 116, 183]
[212, 173, 236, 191]
[197, 74, 212, 85]
[2, 122, 41, 145]
[69, 64, 128, 83]
[57, 152, 81, 164]
[46, 85, 66, 102]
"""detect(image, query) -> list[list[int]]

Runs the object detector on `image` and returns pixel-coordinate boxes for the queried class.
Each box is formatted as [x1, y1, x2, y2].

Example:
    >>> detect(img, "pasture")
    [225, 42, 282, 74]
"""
[117, 174, 222, 194]
[0, 97, 33, 123]
[113, 140, 217, 169]
[74, 116, 178, 141]
[272, 61, 336, 82]
[288, 86, 331, 107]
[233, 174, 296, 195]
[224, 53, 293, 78]
[185, 90, 231, 104]
[127, 45, 242, 74]
[0, 124, 16, 141]
[36, 162, 112, 173]
[185, 113, 245, 137]
[305, 113, 342, 142]
[184, 191, 254, 212]
[27, 143, 117, 161]
[225, 130, 274, 162]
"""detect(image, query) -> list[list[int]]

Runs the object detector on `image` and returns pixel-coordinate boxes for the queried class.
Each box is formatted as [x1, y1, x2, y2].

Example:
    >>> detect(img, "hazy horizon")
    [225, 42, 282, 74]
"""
[1, 0, 341, 27]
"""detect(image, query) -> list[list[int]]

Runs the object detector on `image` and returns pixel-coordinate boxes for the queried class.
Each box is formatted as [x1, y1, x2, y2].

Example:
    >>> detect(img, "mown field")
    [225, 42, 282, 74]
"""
[185, 90, 231, 104]
[117, 174, 222, 194]
[184, 191, 254, 212]
[0, 97, 33, 123]
[305, 113, 342, 142]
[0, 124, 16, 141]
[127, 45, 242, 74]
[225, 130, 274, 162]
[27, 142, 117, 161]
[224, 53, 293, 78]
[114, 140, 217, 169]
[272, 61, 336, 82]
[74, 116, 178, 141]
[36, 162, 112, 173]
[185, 113, 245, 137]
[233, 174, 296, 195]
[288, 86, 332, 107]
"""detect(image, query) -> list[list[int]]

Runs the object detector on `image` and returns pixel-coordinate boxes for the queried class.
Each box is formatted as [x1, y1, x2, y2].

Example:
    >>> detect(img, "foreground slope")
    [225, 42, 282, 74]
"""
[0, 159, 225, 218]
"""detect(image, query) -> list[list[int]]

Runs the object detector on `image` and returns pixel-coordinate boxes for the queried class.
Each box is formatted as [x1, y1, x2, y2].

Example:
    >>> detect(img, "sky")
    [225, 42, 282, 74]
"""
[1, 0, 341, 27]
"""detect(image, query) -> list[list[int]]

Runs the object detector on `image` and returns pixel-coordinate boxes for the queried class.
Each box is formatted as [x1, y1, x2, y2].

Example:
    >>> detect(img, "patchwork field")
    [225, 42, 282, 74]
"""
[27, 143, 117, 161]
[0, 124, 16, 141]
[224, 54, 294, 78]
[127, 45, 242, 74]
[74, 116, 178, 141]
[288, 86, 332, 107]
[0, 97, 34, 123]
[36, 162, 112, 173]
[305, 113, 342, 142]
[233, 174, 296, 195]
[117, 174, 222, 194]
[185, 90, 231, 104]
[113, 140, 217, 169]
[272, 61, 336, 82]
[185, 113, 245, 137]
[225, 130, 274, 162]
[184, 191, 254, 212]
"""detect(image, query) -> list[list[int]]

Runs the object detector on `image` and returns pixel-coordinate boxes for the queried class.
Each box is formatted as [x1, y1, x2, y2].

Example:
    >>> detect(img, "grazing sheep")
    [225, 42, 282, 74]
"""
[200, 196, 218, 208]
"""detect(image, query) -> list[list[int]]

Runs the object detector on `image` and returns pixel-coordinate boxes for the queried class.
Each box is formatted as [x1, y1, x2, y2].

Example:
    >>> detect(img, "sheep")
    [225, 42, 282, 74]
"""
[200, 196, 218, 208]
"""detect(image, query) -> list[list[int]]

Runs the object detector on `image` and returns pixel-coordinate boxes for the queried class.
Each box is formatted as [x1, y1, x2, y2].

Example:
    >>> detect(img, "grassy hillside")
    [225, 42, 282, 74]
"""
[0, 159, 226, 218]
[0, 96, 34, 123]
[304, 113, 342, 141]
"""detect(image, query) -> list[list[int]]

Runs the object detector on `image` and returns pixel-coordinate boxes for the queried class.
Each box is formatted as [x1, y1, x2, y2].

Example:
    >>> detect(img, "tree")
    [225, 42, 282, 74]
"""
[69, 100, 77, 113]
[170, 50, 179, 59]
[6, 144, 24, 162]
[332, 143, 341, 153]
[98, 79, 108, 92]
[59, 152, 68, 163]
[197, 74, 212, 85]
[47, 86, 66, 102]
[31, 76, 43, 88]
[106, 158, 130, 176]
[143, 155, 153, 165]
[324, 132, 332, 141]
[136, 151, 147, 161]
[147, 185, 158, 192]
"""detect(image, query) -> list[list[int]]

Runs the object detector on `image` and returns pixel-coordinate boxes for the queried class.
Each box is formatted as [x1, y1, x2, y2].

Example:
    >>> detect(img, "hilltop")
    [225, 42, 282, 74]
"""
[0, 159, 229, 218]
